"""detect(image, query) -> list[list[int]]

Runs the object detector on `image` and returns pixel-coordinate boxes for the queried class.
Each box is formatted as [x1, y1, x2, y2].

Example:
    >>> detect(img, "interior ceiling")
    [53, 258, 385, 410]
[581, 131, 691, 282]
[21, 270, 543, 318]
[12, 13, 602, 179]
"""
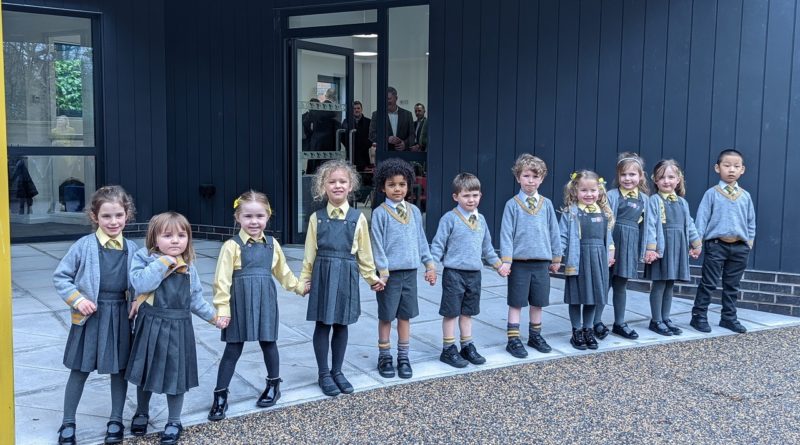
[3, 11, 89, 43]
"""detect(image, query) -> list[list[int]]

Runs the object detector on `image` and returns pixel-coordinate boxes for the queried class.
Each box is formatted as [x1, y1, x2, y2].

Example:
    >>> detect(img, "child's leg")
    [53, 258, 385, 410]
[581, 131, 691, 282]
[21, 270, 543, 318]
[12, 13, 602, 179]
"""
[312, 322, 332, 375]
[611, 275, 628, 325]
[661, 280, 675, 321]
[458, 315, 473, 347]
[442, 317, 457, 350]
[568, 304, 582, 329]
[593, 300, 605, 325]
[109, 372, 127, 423]
[135, 386, 152, 415]
[62, 370, 89, 424]
[378, 319, 392, 360]
[397, 319, 410, 360]
[649, 280, 667, 321]
[166, 393, 184, 424]
[693, 241, 722, 319]
[330, 324, 348, 374]
[720, 243, 749, 321]
[529, 306, 543, 337]
[507, 306, 521, 342]
[215, 342, 245, 390]
[259, 341, 279, 379]
[582, 305, 595, 329]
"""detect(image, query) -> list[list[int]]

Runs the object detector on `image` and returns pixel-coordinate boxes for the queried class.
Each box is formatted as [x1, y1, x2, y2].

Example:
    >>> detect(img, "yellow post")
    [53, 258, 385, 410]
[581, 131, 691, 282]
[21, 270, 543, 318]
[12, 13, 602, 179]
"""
[0, 1, 17, 443]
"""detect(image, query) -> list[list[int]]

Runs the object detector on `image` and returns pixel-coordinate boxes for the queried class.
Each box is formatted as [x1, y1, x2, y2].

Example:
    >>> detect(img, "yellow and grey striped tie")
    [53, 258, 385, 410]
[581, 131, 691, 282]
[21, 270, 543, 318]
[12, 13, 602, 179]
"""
[396, 202, 406, 219]
[108, 239, 121, 250]
[724, 185, 735, 195]
[526, 196, 537, 210]
[331, 208, 342, 219]
[627, 191, 637, 199]
[585, 204, 597, 213]
[468, 214, 477, 225]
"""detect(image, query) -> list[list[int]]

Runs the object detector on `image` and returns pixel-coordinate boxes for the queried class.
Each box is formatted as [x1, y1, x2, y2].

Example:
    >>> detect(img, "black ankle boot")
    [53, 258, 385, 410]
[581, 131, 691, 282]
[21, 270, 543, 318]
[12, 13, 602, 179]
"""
[207, 388, 228, 421]
[257, 378, 282, 407]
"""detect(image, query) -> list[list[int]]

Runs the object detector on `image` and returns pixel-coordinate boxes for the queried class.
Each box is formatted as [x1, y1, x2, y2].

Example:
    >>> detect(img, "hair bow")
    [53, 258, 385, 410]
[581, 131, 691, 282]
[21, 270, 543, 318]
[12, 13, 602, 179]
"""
[570, 172, 578, 180]
[233, 197, 242, 209]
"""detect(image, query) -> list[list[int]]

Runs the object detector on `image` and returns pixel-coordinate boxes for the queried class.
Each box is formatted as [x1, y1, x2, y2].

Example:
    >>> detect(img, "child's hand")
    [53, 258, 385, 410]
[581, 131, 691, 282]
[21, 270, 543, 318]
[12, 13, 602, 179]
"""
[549, 262, 561, 273]
[498, 263, 511, 277]
[76, 299, 96, 316]
[644, 251, 659, 264]
[216, 316, 230, 329]
[689, 247, 701, 259]
[607, 256, 616, 267]
[128, 299, 141, 319]
[371, 281, 385, 292]
[424, 269, 437, 286]
[303, 281, 311, 296]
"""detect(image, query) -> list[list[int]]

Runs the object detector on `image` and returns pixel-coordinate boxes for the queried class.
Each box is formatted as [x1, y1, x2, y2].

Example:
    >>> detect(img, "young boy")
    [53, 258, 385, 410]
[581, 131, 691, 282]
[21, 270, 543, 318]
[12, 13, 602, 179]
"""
[370, 158, 436, 379]
[431, 172, 504, 368]
[690, 149, 756, 334]
[498, 154, 562, 358]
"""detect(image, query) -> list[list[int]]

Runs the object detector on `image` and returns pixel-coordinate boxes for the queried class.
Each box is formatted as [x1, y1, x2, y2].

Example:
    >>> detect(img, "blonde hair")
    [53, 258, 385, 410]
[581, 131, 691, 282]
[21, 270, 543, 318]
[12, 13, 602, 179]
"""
[652, 159, 686, 197]
[615, 152, 649, 194]
[562, 170, 614, 225]
[311, 160, 361, 202]
[87, 185, 136, 228]
[233, 189, 272, 219]
[511, 153, 548, 178]
[145, 212, 195, 263]
[452, 172, 481, 195]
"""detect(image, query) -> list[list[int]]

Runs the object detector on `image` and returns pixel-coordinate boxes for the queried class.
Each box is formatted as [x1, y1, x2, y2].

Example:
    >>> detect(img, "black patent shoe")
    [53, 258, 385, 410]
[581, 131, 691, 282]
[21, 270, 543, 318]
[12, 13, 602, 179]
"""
[130, 413, 149, 436]
[396, 357, 413, 379]
[377, 355, 395, 378]
[257, 378, 282, 407]
[57, 422, 76, 445]
[331, 371, 354, 394]
[649, 320, 673, 336]
[459, 343, 486, 365]
[663, 319, 683, 335]
[104, 420, 124, 444]
[527, 332, 553, 353]
[570, 328, 587, 350]
[208, 388, 228, 421]
[160, 422, 183, 445]
[593, 322, 610, 340]
[318, 373, 341, 396]
[506, 337, 528, 358]
[690, 316, 712, 333]
[583, 328, 599, 350]
[612, 323, 639, 339]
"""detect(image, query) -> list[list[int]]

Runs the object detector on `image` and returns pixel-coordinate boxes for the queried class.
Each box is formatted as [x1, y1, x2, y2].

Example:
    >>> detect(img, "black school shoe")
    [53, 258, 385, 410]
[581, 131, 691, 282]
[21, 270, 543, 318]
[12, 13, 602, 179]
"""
[527, 332, 553, 353]
[318, 373, 341, 396]
[719, 318, 747, 334]
[593, 322, 610, 340]
[459, 343, 486, 365]
[506, 337, 529, 358]
[690, 316, 712, 333]
[612, 323, 639, 339]
[331, 371, 354, 394]
[160, 422, 183, 445]
[104, 421, 124, 444]
[583, 328, 599, 350]
[57, 422, 76, 445]
[377, 355, 396, 378]
[648, 320, 673, 336]
[439, 344, 468, 368]
[663, 319, 683, 335]
[396, 357, 413, 379]
[130, 413, 149, 436]
[207, 388, 228, 421]
[570, 328, 587, 350]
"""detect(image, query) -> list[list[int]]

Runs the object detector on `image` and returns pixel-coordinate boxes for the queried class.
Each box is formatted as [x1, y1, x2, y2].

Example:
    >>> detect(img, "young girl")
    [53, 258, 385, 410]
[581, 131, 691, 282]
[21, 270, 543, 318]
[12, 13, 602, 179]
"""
[208, 190, 306, 421]
[301, 160, 384, 396]
[53, 186, 137, 445]
[644, 160, 702, 336]
[559, 170, 615, 350]
[126, 212, 222, 445]
[594, 153, 650, 340]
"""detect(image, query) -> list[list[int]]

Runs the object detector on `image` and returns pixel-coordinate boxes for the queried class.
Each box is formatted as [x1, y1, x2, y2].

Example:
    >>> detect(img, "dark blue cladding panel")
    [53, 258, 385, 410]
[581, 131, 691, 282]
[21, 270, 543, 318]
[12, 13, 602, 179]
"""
[554, 0, 579, 181]
[460, 0, 482, 176]
[639, 0, 668, 170]
[575, 0, 600, 174]
[534, 0, 559, 197]
[596, 0, 623, 186]
[617, 0, 646, 154]
[662, 0, 692, 164]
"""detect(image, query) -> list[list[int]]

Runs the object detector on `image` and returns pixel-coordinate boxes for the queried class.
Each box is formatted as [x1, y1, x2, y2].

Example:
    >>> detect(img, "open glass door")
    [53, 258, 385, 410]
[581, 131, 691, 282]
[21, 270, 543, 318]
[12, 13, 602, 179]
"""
[290, 40, 354, 242]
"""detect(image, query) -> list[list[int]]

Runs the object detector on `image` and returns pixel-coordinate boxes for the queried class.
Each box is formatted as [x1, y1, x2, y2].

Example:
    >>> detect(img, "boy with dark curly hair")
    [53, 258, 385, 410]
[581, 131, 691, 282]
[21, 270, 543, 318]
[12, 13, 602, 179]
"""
[370, 158, 436, 379]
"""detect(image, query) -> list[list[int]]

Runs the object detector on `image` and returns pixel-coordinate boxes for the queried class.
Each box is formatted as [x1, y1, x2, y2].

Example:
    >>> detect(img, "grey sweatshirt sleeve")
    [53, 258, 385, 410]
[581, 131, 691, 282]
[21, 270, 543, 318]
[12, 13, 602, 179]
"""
[481, 221, 501, 269]
[189, 265, 216, 323]
[53, 240, 84, 307]
[129, 248, 172, 294]
[499, 200, 515, 263]
[414, 206, 434, 267]
[547, 201, 563, 261]
[370, 208, 390, 276]
[430, 215, 451, 264]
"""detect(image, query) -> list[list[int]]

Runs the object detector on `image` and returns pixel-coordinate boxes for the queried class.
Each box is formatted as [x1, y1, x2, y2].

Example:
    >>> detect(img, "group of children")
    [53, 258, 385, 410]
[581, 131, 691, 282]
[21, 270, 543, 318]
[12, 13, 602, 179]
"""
[52, 149, 755, 444]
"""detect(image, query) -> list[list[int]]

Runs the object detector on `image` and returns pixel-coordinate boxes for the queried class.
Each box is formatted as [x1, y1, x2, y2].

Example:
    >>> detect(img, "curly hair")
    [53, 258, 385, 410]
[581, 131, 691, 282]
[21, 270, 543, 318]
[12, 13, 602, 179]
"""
[562, 170, 615, 226]
[511, 153, 548, 178]
[652, 159, 686, 197]
[374, 158, 415, 191]
[615, 152, 649, 194]
[86, 185, 136, 228]
[311, 159, 361, 202]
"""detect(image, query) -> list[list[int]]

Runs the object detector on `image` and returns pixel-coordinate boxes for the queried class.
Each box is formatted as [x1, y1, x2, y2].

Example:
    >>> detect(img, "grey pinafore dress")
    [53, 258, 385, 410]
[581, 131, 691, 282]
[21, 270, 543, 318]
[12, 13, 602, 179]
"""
[564, 210, 609, 305]
[126, 272, 198, 395]
[645, 196, 690, 282]
[63, 238, 131, 374]
[306, 208, 361, 325]
[611, 194, 645, 279]
[221, 236, 279, 342]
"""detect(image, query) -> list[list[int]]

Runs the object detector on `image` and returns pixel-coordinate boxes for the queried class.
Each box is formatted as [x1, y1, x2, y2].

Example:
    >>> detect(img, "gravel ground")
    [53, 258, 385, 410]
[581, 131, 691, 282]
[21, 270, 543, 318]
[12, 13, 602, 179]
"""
[129, 326, 800, 444]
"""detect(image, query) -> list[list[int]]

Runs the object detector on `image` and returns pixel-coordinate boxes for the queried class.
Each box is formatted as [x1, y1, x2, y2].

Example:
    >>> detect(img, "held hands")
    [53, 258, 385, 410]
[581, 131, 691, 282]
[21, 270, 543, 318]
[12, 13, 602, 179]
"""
[689, 247, 702, 259]
[607, 254, 616, 267]
[128, 299, 141, 319]
[216, 316, 230, 329]
[549, 262, 561, 273]
[498, 263, 511, 277]
[371, 279, 386, 292]
[424, 269, 437, 286]
[75, 299, 97, 316]
[303, 281, 311, 296]
[644, 251, 659, 264]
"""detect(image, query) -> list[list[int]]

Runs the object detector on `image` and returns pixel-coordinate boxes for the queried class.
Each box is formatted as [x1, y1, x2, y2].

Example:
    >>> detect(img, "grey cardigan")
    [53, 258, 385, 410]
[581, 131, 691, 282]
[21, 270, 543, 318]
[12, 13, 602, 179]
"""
[643, 194, 702, 256]
[53, 233, 139, 325]
[559, 204, 615, 276]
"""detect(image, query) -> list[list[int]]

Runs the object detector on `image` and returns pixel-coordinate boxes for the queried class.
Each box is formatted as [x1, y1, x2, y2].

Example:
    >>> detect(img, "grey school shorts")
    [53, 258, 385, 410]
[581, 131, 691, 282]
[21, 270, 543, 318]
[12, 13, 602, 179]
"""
[507, 260, 551, 308]
[439, 268, 482, 317]
[377, 269, 419, 321]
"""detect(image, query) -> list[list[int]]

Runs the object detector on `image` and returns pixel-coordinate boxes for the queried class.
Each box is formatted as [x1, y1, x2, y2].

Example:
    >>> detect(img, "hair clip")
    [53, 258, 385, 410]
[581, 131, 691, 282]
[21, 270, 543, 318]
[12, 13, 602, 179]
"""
[570, 172, 578, 180]
[598, 177, 606, 184]
[233, 197, 242, 209]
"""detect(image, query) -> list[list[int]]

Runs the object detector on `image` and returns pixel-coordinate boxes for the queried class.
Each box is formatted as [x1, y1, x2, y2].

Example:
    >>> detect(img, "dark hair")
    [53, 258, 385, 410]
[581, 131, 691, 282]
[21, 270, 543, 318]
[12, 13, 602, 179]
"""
[717, 148, 744, 164]
[87, 185, 136, 228]
[374, 158, 415, 190]
[353, 100, 363, 107]
[387, 86, 398, 97]
[414, 103, 425, 109]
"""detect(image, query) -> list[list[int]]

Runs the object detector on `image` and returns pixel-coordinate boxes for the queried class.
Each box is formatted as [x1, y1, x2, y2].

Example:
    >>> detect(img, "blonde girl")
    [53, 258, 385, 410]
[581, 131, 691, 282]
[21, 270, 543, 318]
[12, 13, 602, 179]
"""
[559, 170, 615, 350]
[643, 160, 701, 336]
[53, 186, 137, 445]
[301, 160, 384, 396]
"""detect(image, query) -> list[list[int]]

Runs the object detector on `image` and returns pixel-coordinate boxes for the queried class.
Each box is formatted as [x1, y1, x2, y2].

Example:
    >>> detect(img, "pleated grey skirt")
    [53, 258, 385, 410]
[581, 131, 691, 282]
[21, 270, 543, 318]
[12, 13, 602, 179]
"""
[63, 298, 130, 374]
[222, 275, 279, 342]
[306, 255, 360, 325]
[645, 226, 691, 282]
[125, 304, 198, 395]
[611, 221, 642, 279]
[564, 241, 609, 305]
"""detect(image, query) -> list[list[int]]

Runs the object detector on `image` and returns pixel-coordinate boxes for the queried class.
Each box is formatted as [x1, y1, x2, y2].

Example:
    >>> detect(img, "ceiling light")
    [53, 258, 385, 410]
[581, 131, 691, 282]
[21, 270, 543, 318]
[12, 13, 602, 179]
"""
[353, 33, 378, 38]
[353, 36, 377, 57]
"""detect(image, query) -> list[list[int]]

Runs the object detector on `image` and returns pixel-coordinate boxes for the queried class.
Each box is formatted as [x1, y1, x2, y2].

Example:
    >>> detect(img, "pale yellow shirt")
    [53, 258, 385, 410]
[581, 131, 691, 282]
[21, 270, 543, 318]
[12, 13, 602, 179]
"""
[620, 188, 639, 199]
[213, 230, 304, 317]
[300, 201, 379, 286]
[95, 227, 124, 249]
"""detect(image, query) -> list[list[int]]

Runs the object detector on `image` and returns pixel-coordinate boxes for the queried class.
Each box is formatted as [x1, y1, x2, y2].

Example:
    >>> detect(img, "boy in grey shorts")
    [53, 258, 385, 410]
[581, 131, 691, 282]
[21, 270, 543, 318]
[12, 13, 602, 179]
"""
[431, 173, 505, 368]
[371, 159, 436, 379]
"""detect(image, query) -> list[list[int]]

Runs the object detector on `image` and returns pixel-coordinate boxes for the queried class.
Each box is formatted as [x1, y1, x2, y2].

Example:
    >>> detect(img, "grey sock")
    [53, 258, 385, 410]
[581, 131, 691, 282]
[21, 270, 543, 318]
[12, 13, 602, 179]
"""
[62, 370, 89, 424]
[397, 340, 409, 360]
[650, 280, 667, 321]
[135, 386, 152, 416]
[582, 305, 595, 329]
[662, 280, 675, 321]
[166, 393, 184, 424]
[109, 372, 127, 423]
[611, 276, 628, 325]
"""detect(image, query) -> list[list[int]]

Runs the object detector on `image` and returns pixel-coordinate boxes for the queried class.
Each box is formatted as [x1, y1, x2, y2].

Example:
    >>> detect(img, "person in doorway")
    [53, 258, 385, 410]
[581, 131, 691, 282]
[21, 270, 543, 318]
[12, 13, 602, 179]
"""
[410, 103, 428, 152]
[341, 101, 373, 171]
[369, 86, 414, 151]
